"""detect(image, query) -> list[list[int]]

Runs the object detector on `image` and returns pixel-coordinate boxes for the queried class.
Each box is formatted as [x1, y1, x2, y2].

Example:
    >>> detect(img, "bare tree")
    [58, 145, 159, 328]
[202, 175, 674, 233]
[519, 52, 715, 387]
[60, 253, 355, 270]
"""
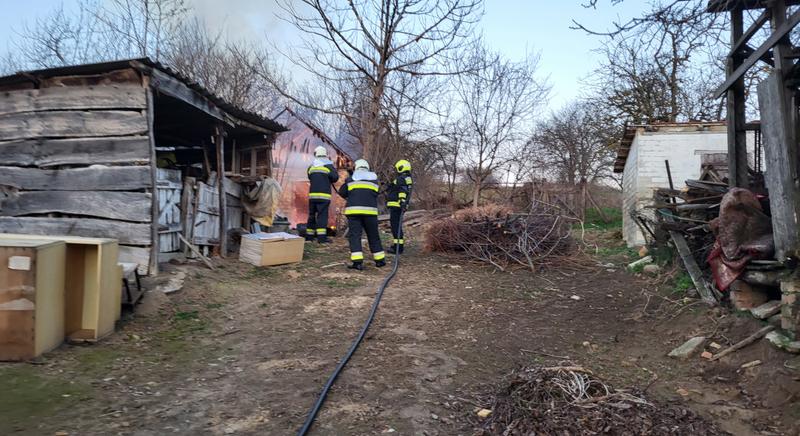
[91, 0, 188, 60]
[275, 0, 482, 167]
[528, 101, 618, 186]
[452, 43, 549, 207]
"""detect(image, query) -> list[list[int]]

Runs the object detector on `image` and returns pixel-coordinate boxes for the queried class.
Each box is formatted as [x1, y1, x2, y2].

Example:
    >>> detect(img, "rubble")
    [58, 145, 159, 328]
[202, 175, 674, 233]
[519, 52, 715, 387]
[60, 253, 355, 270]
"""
[643, 264, 662, 276]
[668, 337, 707, 359]
[627, 256, 653, 271]
[765, 331, 800, 354]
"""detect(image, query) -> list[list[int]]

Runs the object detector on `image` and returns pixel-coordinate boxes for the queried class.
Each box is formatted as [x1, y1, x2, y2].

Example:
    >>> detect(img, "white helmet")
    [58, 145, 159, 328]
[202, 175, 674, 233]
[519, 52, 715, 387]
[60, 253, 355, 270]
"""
[354, 159, 370, 171]
[314, 146, 327, 158]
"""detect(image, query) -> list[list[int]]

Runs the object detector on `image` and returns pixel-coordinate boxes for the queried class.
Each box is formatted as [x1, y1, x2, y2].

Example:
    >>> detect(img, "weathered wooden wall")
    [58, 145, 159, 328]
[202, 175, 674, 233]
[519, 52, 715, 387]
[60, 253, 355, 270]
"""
[0, 79, 154, 274]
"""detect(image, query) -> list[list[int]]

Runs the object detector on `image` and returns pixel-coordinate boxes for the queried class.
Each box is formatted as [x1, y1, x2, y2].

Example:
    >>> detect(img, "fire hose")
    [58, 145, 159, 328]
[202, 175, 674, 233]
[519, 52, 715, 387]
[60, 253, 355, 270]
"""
[297, 209, 405, 435]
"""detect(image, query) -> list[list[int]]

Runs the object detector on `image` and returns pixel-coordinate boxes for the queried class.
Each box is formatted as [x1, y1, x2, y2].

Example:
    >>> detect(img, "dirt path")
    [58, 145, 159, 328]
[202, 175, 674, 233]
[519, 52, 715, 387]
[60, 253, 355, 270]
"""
[1, 235, 799, 435]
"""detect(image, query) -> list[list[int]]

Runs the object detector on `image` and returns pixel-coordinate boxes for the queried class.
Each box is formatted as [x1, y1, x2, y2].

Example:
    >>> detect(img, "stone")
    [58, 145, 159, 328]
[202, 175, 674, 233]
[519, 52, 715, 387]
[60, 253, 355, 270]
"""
[729, 281, 769, 310]
[709, 342, 722, 350]
[740, 360, 762, 369]
[642, 264, 661, 276]
[157, 271, 186, 294]
[570, 295, 582, 301]
[627, 256, 652, 270]
[768, 314, 782, 327]
[668, 336, 707, 359]
[477, 409, 492, 419]
[675, 388, 690, 397]
[701, 351, 714, 359]
[766, 330, 792, 351]
[751, 300, 782, 319]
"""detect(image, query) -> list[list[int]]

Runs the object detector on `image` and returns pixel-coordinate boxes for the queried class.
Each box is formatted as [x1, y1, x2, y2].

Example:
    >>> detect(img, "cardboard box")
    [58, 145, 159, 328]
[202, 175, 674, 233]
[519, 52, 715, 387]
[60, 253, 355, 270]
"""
[239, 233, 305, 266]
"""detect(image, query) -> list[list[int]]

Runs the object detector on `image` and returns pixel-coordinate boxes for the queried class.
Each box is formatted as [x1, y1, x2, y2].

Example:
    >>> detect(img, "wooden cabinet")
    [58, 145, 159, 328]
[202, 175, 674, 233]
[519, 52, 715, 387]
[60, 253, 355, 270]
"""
[0, 239, 66, 361]
[0, 234, 121, 341]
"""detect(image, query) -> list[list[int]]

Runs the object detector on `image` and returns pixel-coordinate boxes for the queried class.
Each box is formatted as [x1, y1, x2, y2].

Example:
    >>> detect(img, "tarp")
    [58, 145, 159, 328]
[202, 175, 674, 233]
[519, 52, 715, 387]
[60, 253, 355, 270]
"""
[708, 188, 774, 290]
[242, 178, 283, 227]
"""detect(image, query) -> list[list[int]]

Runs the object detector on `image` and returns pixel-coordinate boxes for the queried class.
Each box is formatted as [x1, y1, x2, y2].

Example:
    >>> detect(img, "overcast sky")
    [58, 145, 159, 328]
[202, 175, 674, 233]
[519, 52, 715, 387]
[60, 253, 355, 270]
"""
[0, 0, 645, 109]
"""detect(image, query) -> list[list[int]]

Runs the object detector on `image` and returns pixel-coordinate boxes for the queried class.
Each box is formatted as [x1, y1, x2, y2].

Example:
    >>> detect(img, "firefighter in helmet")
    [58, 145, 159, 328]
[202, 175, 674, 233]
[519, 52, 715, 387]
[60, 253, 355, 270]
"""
[338, 159, 385, 270]
[386, 159, 412, 254]
[306, 146, 339, 243]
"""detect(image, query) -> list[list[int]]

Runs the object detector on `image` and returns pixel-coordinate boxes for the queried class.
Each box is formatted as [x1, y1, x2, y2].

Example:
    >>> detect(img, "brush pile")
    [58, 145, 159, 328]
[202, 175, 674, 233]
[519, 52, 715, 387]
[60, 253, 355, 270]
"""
[424, 204, 575, 271]
[471, 365, 726, 435]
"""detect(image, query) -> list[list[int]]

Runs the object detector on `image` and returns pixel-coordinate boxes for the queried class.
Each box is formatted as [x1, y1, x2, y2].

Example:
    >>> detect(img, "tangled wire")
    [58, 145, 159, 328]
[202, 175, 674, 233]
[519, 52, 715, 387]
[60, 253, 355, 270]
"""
[424, 203, 575, 271]
[472, 365, 726, 436]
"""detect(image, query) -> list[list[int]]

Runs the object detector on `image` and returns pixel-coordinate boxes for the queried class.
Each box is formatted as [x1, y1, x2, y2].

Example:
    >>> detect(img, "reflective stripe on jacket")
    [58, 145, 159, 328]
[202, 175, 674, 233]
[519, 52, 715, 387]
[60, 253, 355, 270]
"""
[386, 172, 412, 208]
[338, 170, 380, 215]
[307, 158, 339, 201]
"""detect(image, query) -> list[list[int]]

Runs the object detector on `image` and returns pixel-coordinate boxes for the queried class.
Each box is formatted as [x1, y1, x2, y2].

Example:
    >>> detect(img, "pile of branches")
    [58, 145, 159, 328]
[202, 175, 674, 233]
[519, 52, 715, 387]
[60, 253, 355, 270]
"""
[424, 203, 575, 271]
[471, 365, 726, 436]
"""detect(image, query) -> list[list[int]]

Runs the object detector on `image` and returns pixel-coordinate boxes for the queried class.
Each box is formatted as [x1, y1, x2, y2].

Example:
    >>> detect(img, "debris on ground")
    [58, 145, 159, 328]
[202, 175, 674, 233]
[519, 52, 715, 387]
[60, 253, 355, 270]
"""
[424, 204, 575, 271]
[668, 336, 707, 359]
[156, 271, 186, 294]
[469, 365, 726, 435]
[751, 300, 782, 319]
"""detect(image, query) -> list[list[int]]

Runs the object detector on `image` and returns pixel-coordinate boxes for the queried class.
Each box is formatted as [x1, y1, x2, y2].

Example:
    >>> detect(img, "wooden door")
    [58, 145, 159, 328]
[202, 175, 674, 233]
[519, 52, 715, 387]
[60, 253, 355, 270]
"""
[157, 169, 182, 253]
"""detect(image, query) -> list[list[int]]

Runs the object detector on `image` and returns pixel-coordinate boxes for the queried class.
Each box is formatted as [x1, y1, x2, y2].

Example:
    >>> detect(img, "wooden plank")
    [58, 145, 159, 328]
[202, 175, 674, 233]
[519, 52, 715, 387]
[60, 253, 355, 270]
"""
[118, 245, 150, 276]
[137, 64, 226, 123]
[0, 166, 151, 191]
[0, 216, 151, 245]
[714, 7, 800, 98]
[759, 72, 800, 259]
[0, 136, 150, 167]
[146, 87, 159, 275]
[669, 230, 718, 305]
[0, 191, 152, 222]
[0, 110, 148, 141]
[727, 8, 749, 188]
[0, 85, 146, 116]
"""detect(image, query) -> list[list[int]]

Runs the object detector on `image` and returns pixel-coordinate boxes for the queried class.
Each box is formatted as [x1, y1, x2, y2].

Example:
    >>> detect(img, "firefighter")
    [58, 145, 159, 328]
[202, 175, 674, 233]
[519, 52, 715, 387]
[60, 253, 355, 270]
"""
[386, 159, 412, 254]
[338, 159, 385, 270]
[306, 146, 339, 243]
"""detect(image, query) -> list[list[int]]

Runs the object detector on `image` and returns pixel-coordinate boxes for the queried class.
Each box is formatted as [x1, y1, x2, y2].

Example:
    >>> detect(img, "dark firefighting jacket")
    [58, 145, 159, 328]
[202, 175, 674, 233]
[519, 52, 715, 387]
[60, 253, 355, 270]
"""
[338, 169, 380, 215]
[307, 158, 339, 201]
[386, 171, 412, 208]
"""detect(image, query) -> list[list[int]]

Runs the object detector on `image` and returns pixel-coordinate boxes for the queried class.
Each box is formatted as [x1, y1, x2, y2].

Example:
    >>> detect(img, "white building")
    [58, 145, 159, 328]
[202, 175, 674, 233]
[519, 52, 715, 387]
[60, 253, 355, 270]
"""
[614, 122, 755, 247]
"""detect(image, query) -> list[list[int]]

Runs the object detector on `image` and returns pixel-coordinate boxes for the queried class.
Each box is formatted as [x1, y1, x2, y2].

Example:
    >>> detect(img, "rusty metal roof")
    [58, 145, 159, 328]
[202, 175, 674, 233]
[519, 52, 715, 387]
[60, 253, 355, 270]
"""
[0, 57, 286, 133]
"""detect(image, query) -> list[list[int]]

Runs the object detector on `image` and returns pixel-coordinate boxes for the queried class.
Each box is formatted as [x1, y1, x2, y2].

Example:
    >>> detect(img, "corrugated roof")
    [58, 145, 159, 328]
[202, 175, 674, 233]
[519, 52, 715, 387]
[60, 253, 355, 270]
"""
[707, 0, 800, 12]
[276, 106, 356, 160]
[0, 57, 286, 133]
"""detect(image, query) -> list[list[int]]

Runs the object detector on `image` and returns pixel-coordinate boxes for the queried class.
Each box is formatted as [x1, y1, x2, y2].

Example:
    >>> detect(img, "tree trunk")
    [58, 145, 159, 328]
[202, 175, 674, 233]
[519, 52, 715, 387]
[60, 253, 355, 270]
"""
[472, 182, 481, 208]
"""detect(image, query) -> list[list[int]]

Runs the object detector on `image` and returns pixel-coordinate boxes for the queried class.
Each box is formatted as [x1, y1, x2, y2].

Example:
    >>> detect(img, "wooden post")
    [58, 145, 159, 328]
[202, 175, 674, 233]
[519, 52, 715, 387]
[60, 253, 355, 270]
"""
[727, 7, 749, 188]
[145, 86, 160, 275]
[216, 124, 227, 258]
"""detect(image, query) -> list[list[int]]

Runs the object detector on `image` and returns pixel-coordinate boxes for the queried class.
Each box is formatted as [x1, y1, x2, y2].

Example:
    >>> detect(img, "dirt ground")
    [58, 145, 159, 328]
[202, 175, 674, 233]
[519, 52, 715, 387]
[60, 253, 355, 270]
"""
[2, 228, 800, 435]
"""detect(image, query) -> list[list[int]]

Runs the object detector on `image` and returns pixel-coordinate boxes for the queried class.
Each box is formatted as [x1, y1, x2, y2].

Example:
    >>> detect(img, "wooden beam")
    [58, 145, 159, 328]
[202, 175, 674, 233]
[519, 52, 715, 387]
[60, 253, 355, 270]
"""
[146, 87, 160, 275]
[0, 85, 146, 116]
[0, 216, 151, 245]
[669, 231, 718, 304]
[0, 191, 152, 222]
[730, 9, 771, 57]
[0, 136, 150, 167]
[728, 7, 749, 188]
[714, 7, 800, 98]
[216, 125, 227, 257]
[0, 166, 151, 191]
[0, 110, 148, 141]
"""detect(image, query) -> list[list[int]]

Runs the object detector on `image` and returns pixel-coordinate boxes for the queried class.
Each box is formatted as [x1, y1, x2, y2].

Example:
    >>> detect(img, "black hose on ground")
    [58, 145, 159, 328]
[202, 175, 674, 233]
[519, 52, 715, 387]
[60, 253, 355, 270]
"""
[297, 210, 405, 436]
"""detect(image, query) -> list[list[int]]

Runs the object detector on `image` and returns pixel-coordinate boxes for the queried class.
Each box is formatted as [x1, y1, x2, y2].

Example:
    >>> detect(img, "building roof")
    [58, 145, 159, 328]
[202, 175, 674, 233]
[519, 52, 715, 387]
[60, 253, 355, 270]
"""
[613, 122, 728, 173]
[707, 0, 800, 12]
[274, 106, 361, 161]
[0, 57, 286, 134]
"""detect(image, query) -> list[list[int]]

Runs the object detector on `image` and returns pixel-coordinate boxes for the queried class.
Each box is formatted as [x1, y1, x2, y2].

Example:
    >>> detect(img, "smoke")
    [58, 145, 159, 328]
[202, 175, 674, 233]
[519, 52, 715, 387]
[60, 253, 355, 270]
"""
[187, 0, 295, 42]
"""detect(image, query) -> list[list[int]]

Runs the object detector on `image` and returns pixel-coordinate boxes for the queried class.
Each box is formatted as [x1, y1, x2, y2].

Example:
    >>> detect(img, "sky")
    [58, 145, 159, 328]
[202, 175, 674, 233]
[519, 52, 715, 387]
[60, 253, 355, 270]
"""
[0, 0, 646, 109]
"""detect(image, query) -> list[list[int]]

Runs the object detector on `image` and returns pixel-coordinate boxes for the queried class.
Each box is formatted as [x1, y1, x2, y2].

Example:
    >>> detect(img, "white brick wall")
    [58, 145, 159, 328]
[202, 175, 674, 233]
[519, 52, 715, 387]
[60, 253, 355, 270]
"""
[621, 127, 735, 247]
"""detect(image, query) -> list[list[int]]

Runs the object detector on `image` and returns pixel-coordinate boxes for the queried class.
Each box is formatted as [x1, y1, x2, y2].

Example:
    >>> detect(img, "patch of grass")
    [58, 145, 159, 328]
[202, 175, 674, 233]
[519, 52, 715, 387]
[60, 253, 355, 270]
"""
[259, 302, 268, 308]
[673, 272, 694, 294]
[74, 348, 121, 373]
[246, 266, 275, 279]
[595, 245, 638, 260]
[0, 365, 94, 430]
[583, 207, 623, 231]
[630, 263, 645, 274]
[174, 310, 199, 321]
[205, 303, 224, 310]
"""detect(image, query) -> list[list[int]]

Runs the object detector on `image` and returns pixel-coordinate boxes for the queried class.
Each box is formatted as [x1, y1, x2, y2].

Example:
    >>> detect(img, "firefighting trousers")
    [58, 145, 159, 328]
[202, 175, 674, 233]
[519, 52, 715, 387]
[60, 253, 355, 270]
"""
[347, 215, 384, 262]
[389, 207, 404, 246]
[307, 199, 330, 241]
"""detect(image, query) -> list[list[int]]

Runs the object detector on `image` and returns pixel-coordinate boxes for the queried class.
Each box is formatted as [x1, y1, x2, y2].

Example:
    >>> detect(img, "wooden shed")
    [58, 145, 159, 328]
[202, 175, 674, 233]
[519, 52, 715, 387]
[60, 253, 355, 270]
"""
[0, 58, 286, 275]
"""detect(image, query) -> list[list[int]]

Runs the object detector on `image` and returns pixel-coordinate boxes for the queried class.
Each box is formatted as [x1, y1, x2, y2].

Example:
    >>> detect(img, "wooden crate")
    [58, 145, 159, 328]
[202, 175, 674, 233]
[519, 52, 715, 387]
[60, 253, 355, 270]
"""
[239, 233, 305, 266]
[0, 234, 121, 341]
[0, 239, 66, 361]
